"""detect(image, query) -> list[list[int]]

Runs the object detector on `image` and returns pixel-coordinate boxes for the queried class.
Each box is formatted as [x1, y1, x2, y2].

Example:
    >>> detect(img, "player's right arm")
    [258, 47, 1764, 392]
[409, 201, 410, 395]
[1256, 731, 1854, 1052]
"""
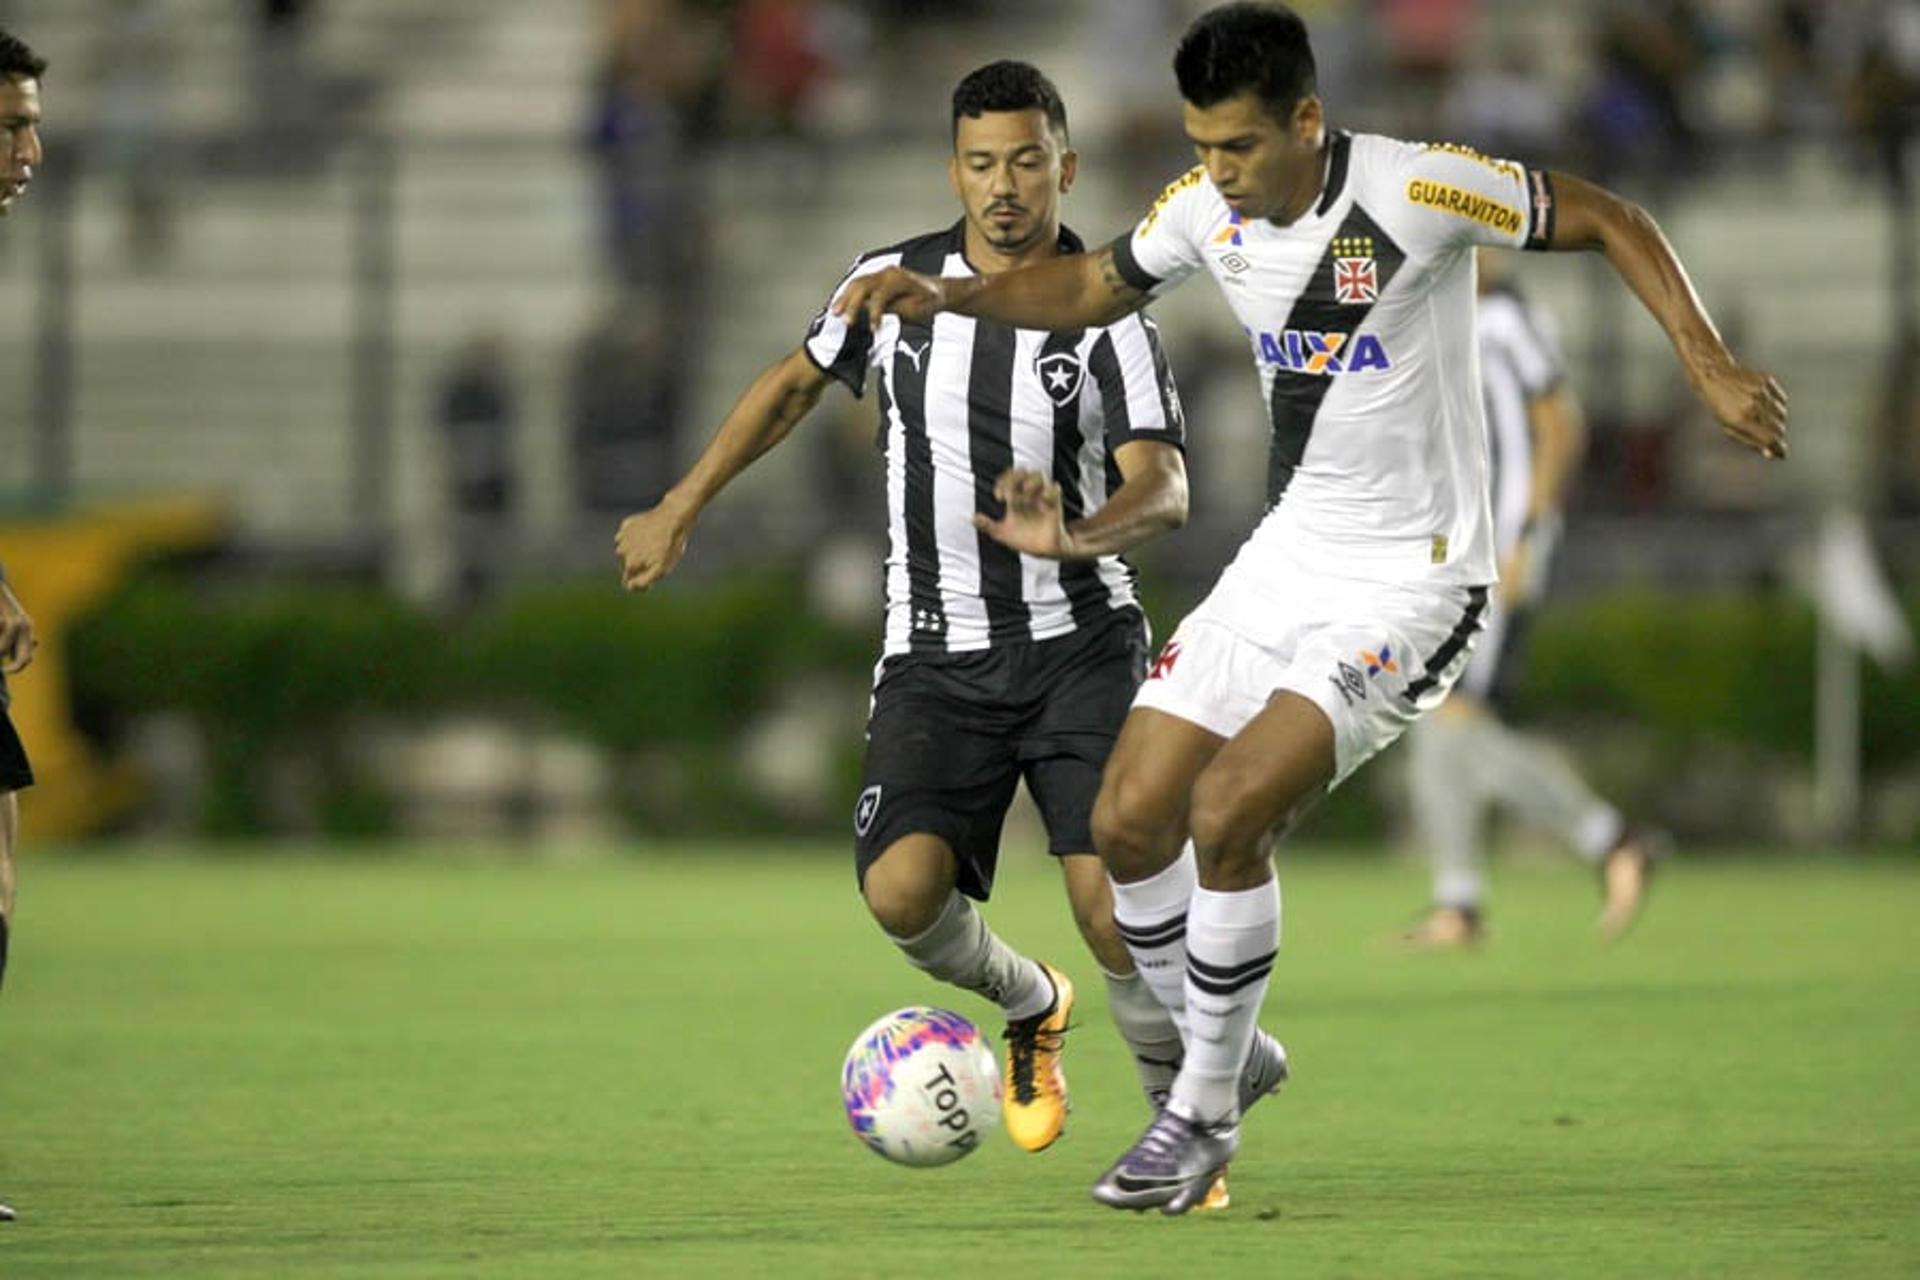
[834, 244, 1148, 333]
[835, 167, 1212, 332]
[616, 349, 830, 592]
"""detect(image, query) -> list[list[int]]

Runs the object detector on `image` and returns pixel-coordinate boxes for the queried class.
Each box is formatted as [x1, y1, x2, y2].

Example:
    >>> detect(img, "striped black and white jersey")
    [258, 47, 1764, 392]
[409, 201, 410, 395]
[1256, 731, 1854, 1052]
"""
[1111, 132, 1558, 590]
[805, 221, 1185, 657]
[1477, 282, 1565, 564]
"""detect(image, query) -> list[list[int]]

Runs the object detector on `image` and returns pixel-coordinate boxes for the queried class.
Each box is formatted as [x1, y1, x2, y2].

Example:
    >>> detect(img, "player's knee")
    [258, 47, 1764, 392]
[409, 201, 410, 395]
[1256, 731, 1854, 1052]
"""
[863, 874, 945, 939]
[1091, 777, 1172, 881]
[861, 844, 950, 938]
[1189, 764, 1285, 868]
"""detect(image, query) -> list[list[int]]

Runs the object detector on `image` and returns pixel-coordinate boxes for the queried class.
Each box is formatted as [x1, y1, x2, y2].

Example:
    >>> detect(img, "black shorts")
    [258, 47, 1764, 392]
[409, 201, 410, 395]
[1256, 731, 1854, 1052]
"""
[853, 609, 1148, 902]
[0, 707, 32, 793]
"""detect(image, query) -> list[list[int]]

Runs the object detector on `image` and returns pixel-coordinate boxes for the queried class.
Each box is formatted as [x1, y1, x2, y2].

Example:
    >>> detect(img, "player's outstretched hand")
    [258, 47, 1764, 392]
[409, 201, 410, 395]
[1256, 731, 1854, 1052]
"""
[832, 266, 946, 330]
[1694, 357, 1788, 460]
[616, 503, 693, 593]
[0, 581, 35, 676]
[973, 468, 1074, 559]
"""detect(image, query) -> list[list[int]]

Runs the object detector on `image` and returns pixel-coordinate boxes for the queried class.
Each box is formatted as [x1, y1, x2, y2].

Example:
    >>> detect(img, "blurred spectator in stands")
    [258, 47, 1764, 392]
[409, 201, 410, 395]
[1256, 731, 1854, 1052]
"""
[251, 0, 319, 164]
[732, 0, 832, 138]
[1761, 1, 1841, 140]
[1378, 0, 1479, 133]
[569, 298, 683, 516]
[1440, 37, 1564, 162]
[1582, 1, 1708, 196]
[728, 0, 864, 203]
[589, 0, 725, 289]
[435, 331, 521, 606]
[1841, 2, 1920, 512]
[94, 0, 175, 268]
[1091, 0, 1189, 202]
[1840, 2, 1919, 195]
[810, 395, 882, 540]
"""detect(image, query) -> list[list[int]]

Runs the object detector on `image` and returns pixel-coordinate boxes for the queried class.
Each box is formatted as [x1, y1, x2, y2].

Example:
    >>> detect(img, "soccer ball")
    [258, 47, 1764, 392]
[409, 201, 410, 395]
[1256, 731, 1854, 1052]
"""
[841, 1006, 1002, 1167]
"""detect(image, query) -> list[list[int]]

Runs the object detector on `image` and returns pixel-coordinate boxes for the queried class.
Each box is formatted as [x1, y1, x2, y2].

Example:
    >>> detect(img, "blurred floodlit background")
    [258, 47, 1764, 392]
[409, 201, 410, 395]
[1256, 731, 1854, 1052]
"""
[0, 0, 1914, 851]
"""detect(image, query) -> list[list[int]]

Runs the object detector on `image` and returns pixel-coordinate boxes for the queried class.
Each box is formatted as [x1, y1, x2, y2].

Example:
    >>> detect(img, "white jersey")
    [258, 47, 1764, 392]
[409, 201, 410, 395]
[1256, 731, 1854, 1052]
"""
[1111, 131, 1558, 588]
[1477, 282, 1566, 562]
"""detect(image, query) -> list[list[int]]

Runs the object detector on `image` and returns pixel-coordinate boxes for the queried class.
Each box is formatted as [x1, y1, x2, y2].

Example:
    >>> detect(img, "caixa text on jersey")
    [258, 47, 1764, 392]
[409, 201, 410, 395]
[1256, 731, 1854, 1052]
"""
[1244, 327, 1393, 376]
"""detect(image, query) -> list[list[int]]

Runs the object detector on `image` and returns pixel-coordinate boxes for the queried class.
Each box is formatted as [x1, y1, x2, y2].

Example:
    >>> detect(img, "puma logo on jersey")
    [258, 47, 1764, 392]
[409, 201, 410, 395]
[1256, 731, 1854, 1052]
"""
[898, 340, 930, 372]
[1247, 328, 1392, 375]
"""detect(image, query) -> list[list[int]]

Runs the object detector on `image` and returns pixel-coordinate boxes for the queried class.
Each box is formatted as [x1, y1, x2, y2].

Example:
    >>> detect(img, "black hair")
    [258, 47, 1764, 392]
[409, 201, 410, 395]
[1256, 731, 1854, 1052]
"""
[1175, 3, 1316, 121]
[0, 28, 47, 83]
[951, 60, 1068, 144]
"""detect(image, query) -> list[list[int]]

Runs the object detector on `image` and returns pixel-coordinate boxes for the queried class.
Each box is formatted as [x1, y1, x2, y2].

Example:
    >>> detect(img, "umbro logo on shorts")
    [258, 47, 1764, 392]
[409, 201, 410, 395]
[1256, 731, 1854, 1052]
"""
[1330, 662, 1371, 707]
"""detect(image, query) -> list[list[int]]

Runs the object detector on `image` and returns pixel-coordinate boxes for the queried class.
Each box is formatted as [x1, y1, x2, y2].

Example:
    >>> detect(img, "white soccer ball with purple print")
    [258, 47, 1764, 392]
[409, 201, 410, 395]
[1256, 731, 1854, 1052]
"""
[841, 1006, 1002, 1167]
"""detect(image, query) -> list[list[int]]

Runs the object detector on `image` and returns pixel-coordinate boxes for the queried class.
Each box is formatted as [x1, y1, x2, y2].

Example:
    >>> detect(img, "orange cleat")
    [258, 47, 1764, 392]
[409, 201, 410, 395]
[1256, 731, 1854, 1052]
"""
[1002, 963, 1074, 1152]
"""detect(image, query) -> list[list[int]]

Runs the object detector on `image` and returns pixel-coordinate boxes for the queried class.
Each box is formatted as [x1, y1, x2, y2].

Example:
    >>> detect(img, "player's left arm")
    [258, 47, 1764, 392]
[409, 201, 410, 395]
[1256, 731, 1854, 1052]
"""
[0, 568, 35, 675]
[1527, 384, 1585, 524]
[1501, 385, 1584, 608]
[1541, 173, 1787, 460]
[974, 440, 1188, 561]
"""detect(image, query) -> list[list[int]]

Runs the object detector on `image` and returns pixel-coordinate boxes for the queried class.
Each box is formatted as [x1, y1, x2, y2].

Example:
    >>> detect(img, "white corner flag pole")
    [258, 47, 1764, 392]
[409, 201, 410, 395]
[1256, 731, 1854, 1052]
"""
[1811, 511, 1916, 844]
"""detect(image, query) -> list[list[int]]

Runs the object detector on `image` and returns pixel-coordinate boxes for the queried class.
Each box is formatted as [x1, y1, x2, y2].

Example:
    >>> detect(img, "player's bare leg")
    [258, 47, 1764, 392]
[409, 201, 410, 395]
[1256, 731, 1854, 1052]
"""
[1058, 852, 1131, 975]
[1092, 709, 1222, 884]
[0, 787, 16, 929]
[1, 788, 14, 1001]
[863, 833, 1071, 1152]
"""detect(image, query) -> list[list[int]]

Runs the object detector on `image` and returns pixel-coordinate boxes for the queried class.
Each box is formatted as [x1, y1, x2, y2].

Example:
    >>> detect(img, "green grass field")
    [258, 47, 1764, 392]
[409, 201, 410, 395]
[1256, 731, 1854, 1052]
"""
[1, 844, 1915, 1278]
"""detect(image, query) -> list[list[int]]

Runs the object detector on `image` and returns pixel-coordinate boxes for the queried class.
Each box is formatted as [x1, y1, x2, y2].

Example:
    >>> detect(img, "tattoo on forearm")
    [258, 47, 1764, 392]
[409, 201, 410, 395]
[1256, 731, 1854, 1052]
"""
[1096, 249, 1143, 305]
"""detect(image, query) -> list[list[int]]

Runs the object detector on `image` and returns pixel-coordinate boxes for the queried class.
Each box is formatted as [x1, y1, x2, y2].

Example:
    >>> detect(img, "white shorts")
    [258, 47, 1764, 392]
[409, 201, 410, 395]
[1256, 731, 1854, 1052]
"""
[1133, 564, 1491, 788]
[1456, 596, 1517, 703]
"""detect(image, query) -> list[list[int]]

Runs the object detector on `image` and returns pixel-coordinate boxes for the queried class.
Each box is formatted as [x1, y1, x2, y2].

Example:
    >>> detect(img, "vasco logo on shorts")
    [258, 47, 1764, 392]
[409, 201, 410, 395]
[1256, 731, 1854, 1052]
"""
[1329, 661, 1368, 707]
[1360, 644, 1399, 677]
[854, 785, 883, 837]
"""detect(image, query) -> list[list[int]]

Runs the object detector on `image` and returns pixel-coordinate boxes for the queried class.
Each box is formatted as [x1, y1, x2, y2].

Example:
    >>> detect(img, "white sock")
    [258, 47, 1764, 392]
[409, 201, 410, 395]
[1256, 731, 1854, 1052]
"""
[1408, 716, 1490, 910]
[1109, 843, 1198, 1041]
[1173, 878, 1280, 1124]
[888, 891, 1052, 1021]
[1103, 968, 1185, 1110]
